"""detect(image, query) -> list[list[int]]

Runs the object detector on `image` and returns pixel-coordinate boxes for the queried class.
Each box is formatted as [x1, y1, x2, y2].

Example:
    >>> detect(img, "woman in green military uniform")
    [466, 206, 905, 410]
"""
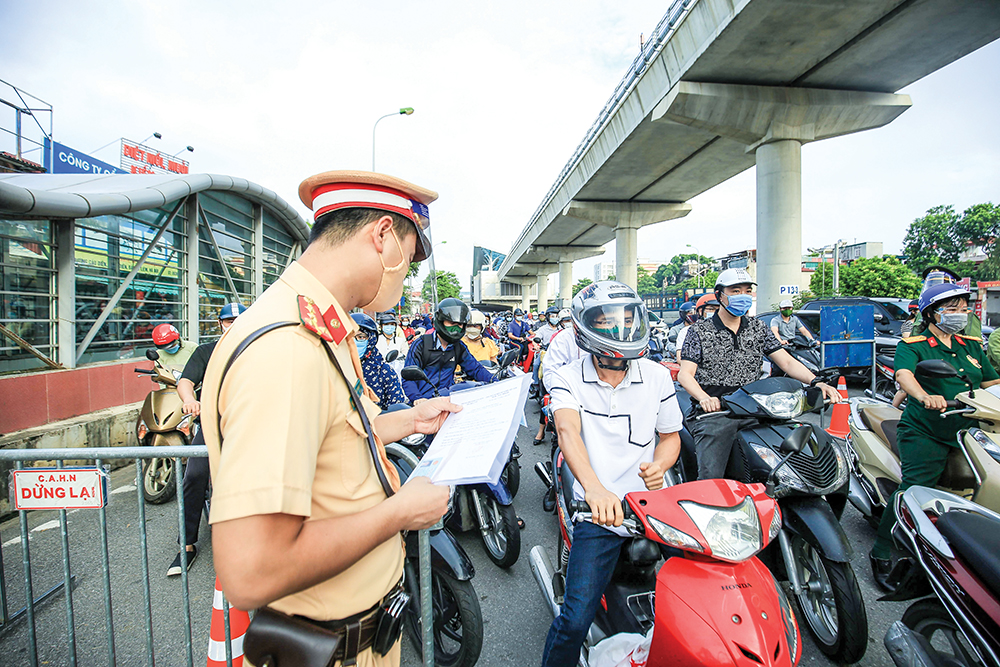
[870, 282, 1000, 590]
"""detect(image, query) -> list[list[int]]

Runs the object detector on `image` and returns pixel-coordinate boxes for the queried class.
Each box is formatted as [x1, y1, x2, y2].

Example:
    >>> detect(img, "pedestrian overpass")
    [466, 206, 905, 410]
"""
[498, 0, 1000, 309]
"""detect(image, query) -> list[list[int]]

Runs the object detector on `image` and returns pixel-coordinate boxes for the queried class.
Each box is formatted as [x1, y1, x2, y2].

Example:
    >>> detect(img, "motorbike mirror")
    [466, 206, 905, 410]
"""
[915, 360, 958, 379]
[401, 366, 430, 383]
[384, 349, 399, 363]
[805, 386, 824, 411]
[780, 424, 813, 454]
[146, 349, 160, 361]
[499, 349, 518, 368]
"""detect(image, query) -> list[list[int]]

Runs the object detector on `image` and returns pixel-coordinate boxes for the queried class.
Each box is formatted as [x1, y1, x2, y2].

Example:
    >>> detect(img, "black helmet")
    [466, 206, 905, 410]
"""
[678, 302, 698, 324]
[514, 308, 524, 317]
[377, 311, 397, 325]
[434, 298, 471, 344]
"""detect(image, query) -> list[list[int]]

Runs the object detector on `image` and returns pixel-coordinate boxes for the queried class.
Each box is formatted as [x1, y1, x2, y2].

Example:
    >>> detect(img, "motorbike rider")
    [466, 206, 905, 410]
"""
[675, 295, 717, 363]
[508, 308, 531, 360]
[542, 308, 584, 390]
[667, 301, 699, 359]
[770, 299, 816, 346]
[150, 323, 197, 373]
[399, 315, 416, 342]
[375, 311, 409, 360]
[869, 282, 1000, 590]
[900, 299, 919, 337]
[494, 310, 511, 344]
[461, 310, 499, 365]
[541, 281, 683, 667]
[677, 268, 841, 480]
[402, 298, 497, 404]
[912, 266, 983, 338]
[353, 313, 407, 410]
[534, 306, 561, 345]
[168, 302, 247, 577]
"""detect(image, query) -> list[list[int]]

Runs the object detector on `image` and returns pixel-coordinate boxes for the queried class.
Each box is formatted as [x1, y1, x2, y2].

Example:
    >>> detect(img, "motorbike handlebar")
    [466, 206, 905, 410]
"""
[133, 367, 155, 375]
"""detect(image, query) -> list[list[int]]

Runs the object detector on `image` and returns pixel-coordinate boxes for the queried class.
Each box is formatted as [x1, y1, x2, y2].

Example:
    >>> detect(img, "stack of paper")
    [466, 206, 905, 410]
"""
[409, 373, 532, 485]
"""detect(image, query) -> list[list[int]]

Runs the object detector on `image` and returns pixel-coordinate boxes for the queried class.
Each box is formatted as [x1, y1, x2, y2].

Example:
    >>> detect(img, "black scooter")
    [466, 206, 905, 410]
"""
[384, 442, 483, 667]
[678, 376, 869, 663]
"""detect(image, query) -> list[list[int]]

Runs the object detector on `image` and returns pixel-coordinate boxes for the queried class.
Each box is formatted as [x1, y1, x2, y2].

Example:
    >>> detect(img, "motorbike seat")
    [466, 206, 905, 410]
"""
[936, 510, 1000, 599]
[938, 449, 977, 491]
[859, 406, 902, 457]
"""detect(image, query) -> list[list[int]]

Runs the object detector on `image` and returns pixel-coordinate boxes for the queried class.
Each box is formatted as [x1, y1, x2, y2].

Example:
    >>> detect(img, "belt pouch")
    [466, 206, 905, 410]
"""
[243, 606, 341, 667]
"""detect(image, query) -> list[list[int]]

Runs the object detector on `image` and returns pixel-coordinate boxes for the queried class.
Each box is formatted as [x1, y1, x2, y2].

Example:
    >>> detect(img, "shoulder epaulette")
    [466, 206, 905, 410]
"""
[901, 335, 926, 344]
[957, 334, 980, 342]
[297, 295, 334, 342]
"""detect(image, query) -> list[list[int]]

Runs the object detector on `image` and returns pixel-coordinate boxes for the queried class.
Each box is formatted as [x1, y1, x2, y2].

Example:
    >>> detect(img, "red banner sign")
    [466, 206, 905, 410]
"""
[120, 139, 189, 175]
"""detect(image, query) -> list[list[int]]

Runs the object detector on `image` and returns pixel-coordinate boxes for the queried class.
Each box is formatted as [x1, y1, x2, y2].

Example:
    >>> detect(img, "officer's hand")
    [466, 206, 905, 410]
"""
[396, 476, 449, 530]
[638, 461, 668, 491]
[921, 394, 949, 412]
[584, 485, 623, 527]
[412, 398, 429, 406]
[817, 382, 842, 404]
[182, 400, 201, 417]
[411, 397, 463, 434]
[699, 396, 722, 413]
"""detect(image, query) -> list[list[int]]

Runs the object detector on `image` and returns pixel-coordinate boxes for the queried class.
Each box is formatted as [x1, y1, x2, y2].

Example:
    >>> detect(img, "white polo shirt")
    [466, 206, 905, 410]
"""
[548, 355, 683, 535]
[542, 327, 585, 392]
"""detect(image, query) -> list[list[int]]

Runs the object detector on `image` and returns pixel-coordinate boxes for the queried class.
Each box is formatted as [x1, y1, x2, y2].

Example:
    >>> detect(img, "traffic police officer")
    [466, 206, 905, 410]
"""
[870, 282, 1000, 590]
[200, 170, 456, 667]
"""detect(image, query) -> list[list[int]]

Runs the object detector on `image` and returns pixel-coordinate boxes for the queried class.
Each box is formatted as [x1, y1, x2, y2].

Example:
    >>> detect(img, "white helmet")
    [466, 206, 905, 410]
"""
[715, 268, 756, 289]
[557, 308, 571, 321]
[571, 281, 649, 361]
[469, 310, 486, 327]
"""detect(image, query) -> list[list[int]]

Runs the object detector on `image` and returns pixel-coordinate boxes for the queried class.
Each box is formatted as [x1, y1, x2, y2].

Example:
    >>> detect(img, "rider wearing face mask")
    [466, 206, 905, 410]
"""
[352, 313, 406, 410]
[375, 311, 409, 361]
[770, 299, 815, 346]
[677, 268, 841, 481]
[869, 283, 1000, 590]
[151, 323, 197, 373]
[461, 310, 499, 365]
[199, 171, 456, 660]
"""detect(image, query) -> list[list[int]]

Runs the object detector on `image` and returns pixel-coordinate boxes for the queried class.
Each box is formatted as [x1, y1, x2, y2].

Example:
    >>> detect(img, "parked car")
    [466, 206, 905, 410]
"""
[801, 296, 904, 336]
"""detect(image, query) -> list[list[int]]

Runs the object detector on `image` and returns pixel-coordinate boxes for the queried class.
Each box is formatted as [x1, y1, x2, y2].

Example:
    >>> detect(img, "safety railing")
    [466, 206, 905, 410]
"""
[0, 445, 224, 667]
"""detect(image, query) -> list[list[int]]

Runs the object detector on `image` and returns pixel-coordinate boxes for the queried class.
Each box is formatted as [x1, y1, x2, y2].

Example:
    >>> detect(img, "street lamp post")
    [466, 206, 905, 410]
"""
[372, 107, 414, 171]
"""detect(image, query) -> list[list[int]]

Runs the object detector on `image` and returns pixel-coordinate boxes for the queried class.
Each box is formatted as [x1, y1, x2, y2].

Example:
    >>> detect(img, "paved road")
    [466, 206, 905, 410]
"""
[1, 387, 908, 666]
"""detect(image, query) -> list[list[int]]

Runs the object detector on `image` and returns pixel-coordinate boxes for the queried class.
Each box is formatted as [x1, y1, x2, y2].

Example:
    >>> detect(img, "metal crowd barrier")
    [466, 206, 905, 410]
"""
[0, 445, 221, 667]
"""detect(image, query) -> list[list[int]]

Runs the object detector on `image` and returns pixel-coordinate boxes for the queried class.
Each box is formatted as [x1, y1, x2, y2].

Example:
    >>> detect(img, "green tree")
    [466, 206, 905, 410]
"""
[572, 278, 593, 296]
[809, 264, 836, 298]
[651, 264, 670, 289]
[637, 265, 658, 295]
[676, 270, 718, 292]
[902, 205, 961, 274]
[421, 270, 461, 303]
[953, 202, 1000, 280]
[839, 256, 922, 299]
[662, 254, 715, 286]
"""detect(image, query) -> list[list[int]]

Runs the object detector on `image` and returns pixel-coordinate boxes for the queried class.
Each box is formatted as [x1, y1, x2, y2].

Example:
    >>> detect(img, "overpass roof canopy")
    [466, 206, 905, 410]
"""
[0, 172, 310, 242]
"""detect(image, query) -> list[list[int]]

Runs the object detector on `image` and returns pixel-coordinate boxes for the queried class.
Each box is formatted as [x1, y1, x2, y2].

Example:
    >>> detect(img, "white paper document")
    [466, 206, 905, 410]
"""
[409, 373, 532, 485]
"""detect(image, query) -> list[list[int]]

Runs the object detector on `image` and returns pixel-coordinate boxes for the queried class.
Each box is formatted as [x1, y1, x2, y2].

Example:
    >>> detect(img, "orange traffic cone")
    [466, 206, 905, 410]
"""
[207, 578, 251, 667]
[825, 376, 850, 439]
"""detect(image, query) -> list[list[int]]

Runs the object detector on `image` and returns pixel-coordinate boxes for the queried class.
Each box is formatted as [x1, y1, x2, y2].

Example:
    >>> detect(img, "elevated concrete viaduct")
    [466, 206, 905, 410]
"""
[498, 0, 1000, 307]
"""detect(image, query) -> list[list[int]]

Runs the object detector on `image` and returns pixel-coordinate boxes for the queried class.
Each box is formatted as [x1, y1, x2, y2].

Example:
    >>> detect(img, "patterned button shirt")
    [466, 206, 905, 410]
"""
[360, 345, 406, 409]
[680, 313, 782, 398]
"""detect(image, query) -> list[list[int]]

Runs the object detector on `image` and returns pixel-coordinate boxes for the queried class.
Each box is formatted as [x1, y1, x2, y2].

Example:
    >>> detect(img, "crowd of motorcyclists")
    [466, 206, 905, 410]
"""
[139, 261, 999, 667]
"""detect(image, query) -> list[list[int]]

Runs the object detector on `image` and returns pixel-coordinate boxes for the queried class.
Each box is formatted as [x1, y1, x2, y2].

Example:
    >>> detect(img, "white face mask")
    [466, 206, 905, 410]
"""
[466, 327, 482, 339]
[561, 320, 572, 330]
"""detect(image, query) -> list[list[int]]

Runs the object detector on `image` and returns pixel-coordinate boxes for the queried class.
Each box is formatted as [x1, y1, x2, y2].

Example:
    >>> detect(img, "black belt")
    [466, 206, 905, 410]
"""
[295, 578, 405, 665]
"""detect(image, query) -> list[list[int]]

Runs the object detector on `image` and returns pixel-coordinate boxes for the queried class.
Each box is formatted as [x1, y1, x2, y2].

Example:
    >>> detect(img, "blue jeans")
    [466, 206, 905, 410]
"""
[542, 521, 626, 667]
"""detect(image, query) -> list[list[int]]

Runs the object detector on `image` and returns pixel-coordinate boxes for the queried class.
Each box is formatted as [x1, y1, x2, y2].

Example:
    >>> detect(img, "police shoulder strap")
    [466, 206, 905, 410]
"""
[215, 321, 395, 498]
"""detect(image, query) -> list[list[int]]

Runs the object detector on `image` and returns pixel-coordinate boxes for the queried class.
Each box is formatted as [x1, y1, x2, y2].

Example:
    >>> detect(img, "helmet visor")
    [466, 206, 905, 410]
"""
[923, 271, 955, 289]
[583, 304, 648, 344]
[437, 303, 468, 325]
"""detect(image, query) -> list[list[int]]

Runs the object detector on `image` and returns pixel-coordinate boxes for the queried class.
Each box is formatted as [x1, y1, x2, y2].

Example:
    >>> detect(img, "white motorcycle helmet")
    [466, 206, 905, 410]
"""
[715, 268, 756, 290]
[571, 281, 649, 366]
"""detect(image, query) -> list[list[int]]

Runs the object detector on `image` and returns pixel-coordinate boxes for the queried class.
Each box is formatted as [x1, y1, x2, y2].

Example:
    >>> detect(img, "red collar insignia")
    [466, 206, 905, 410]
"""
[298, 295, 333, 342]
[956, 336, 966, 346]
[928, 337, 938, 347]
[322, 305, 349, 346]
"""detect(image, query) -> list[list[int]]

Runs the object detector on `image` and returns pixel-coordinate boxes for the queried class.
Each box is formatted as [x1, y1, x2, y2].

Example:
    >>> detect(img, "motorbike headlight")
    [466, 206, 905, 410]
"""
[749, 443, 809, 494]
[679, 496, 762, 562]
[750, 390, 808, 419]
[768, 504, 782, 541]
[971, 430, 1000, 465]
[646, 515, 704, 553]
[401, 433, 426, 447]
[826, 440, 851, 493]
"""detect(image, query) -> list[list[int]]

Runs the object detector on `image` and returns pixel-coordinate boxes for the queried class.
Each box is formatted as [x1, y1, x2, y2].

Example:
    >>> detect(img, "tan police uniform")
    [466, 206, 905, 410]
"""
[200, 261, 403, 667]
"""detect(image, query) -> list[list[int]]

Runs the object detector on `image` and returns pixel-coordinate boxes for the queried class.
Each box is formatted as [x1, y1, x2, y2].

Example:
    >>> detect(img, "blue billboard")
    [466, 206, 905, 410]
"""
[43, 138, 125, 175]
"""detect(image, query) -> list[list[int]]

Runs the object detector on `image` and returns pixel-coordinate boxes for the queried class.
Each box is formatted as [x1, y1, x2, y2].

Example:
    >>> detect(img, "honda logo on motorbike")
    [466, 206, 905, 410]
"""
[721, 582, 752, 590]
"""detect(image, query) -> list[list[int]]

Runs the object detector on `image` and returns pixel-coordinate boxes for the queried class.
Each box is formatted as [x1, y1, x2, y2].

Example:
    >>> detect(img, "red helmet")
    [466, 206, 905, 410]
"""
[152, 323, 180, 348]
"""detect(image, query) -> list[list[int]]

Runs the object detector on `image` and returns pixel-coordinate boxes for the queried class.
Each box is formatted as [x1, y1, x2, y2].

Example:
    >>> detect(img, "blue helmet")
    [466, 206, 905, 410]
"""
[679, 301, 698, 324]
[918, 283, 970, 316]
[350, 313, 378, 335]
[219, 302, 248, 320]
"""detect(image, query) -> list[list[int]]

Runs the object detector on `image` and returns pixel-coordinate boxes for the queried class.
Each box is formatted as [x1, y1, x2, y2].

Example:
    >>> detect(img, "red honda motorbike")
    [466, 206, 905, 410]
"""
[881, 485, 1000, 666]
[531, 429, 810, 666]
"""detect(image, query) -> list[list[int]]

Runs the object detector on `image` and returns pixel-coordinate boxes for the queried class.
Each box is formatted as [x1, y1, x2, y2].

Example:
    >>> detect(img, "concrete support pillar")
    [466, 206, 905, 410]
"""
[520, 287, 531, 313]
[559, 260, 573, 306]
[755, 140, 802, 311]
[55, 219, 76, 368]
[615, 221, 639, 290]
[185, 195, 201, 343]
[536, 271, 549, 311]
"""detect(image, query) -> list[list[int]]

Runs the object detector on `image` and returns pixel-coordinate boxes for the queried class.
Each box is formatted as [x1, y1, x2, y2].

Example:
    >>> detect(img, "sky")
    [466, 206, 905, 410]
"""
[1, 1, 998, 289]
